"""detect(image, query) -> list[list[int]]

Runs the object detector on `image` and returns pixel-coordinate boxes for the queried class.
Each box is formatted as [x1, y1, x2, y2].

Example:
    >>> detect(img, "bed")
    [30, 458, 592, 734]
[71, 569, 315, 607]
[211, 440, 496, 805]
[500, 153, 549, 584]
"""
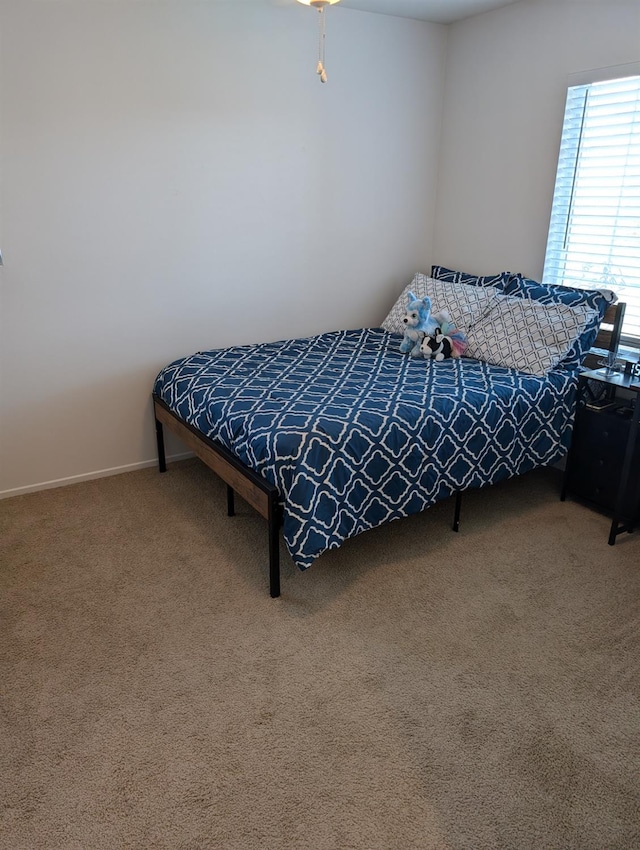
[152, 268, 623, 597]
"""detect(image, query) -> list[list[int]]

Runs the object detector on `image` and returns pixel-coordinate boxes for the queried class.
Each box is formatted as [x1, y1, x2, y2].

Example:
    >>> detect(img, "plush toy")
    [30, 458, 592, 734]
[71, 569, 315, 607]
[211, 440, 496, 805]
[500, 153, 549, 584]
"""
[399, 291, 437, 358]
[420, 310, 467, 361]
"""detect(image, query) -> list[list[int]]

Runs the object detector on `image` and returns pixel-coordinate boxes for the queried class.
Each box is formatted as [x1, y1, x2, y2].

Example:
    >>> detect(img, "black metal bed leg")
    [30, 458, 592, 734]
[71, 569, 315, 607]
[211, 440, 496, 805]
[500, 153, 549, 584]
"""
[155, 418, 167, 473]
[453, 490, 462, 532]
[560, 456, 571, 502]
[268, 494, 281, 598]
[227, 485, 235, 517]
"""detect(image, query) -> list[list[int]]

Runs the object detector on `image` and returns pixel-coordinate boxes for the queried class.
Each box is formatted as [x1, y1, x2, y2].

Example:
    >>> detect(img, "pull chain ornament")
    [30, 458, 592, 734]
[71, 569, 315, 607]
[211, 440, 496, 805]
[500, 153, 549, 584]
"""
[317, 7, 327, 83]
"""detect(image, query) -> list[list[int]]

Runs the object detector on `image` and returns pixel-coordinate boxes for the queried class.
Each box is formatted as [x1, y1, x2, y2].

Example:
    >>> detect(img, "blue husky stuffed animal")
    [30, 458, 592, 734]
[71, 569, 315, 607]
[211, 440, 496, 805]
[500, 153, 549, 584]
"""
[399, 291, 437, 357]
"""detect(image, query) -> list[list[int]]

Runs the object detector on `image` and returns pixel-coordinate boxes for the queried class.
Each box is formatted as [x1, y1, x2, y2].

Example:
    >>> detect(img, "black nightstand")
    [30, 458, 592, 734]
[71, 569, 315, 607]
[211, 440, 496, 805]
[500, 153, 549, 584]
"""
[562, 365, 640, 545]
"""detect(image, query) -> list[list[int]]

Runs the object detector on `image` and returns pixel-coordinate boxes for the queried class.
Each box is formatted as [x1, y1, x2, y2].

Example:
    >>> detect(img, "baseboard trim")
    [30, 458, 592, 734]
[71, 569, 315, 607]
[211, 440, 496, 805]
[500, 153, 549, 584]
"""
[0, 452, 195, 500]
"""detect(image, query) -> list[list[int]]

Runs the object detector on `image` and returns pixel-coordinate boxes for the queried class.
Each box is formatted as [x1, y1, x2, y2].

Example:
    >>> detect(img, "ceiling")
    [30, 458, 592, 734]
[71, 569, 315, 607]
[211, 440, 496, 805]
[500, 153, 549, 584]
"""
[332, 0, 524, 25]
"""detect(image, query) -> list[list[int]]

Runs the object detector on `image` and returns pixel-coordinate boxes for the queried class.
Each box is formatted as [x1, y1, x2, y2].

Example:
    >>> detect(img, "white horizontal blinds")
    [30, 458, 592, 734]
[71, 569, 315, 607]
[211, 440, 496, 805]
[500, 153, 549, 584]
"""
[542, 75, 640, 344]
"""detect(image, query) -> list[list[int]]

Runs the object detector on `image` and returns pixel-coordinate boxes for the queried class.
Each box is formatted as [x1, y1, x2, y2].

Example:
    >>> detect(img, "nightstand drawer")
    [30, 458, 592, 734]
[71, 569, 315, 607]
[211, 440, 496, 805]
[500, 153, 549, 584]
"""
[567, 465, 620, 510]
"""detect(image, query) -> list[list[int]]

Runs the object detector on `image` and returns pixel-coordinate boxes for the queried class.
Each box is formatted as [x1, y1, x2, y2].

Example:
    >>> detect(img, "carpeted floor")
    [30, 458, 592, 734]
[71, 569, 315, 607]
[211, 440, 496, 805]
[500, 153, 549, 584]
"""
[1, 459, 639, 849]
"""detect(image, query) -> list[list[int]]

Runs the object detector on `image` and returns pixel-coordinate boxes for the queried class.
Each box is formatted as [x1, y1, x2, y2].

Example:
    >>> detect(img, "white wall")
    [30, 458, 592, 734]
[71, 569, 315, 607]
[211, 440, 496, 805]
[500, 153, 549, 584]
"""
[434, 0, 640, 280]
[5, 0, 634, 498]
[0, 1, 447, 495]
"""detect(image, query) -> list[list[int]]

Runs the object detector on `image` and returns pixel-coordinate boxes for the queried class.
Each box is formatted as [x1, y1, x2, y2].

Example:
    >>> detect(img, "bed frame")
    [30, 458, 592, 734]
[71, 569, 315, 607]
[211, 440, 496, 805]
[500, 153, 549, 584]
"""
[152, 301, 625, 598]
[153, 395, 282, 597]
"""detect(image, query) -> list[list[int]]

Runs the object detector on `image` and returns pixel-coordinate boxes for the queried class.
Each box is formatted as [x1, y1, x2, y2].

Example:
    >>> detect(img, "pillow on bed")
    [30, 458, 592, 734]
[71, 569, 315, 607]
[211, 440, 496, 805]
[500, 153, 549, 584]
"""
[504, 274, 617, 370]
[381, 273, 501, 335]
[464, 294, 597, 376]
[431, 265, 511, 291]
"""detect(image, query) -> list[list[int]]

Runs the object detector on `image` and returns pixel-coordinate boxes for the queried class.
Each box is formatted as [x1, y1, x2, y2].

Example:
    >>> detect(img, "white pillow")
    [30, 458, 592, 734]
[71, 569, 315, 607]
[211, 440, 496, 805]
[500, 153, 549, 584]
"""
[464, 295, 597, 376]
[381, 274, 501, 335]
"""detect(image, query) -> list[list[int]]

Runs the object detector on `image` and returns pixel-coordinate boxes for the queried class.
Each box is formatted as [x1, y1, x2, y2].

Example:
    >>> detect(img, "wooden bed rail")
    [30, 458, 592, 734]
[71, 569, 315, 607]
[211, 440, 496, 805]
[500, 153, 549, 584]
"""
[582, 301, 626, 370]
[152, 394, 282, 598]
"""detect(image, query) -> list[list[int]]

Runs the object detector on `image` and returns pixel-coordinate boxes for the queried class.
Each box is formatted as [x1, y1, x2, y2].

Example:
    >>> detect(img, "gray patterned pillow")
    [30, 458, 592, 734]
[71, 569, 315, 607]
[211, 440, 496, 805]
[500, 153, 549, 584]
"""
[464, 295, 597, 376]
[381, 274, 501, 335]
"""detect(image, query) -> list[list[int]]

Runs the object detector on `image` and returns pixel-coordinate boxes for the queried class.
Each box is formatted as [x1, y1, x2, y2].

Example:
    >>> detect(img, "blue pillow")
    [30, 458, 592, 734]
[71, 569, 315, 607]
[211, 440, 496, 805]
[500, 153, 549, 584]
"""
[431, 265, 511, 291]
[504, 274, 617, 370]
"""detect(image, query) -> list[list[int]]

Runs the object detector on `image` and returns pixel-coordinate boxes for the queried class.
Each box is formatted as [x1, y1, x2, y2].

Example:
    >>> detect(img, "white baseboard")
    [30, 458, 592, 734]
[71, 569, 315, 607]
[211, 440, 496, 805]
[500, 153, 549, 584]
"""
[0, 451, 195, 500]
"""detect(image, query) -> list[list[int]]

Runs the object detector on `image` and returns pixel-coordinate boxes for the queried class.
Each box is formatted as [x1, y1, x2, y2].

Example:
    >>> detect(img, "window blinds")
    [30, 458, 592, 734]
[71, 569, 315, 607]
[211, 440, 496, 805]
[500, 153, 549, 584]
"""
[542, 75, 640, 344]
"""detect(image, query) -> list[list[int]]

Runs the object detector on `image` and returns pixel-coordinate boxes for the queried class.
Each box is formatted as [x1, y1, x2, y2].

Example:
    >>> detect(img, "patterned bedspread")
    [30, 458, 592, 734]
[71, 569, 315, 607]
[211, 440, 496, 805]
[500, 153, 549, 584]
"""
[154, 328, 577, 570]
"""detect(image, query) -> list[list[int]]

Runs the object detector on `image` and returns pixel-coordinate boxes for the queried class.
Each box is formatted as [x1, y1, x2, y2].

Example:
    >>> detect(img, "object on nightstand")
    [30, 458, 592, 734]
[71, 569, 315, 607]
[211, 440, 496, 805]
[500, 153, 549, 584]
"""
[595, 348, 640, 386]
[585, 398, 618, 412]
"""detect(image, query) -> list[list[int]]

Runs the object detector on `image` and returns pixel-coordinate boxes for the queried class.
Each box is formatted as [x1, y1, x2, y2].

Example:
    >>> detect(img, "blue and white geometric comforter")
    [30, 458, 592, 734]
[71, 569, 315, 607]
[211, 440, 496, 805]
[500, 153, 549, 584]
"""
[154, 328, 578, 570]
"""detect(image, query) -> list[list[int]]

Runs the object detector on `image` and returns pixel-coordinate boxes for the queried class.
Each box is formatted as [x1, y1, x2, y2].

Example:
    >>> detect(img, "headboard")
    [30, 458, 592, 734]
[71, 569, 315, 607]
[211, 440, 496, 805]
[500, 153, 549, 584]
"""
[582, 301, 626, 370]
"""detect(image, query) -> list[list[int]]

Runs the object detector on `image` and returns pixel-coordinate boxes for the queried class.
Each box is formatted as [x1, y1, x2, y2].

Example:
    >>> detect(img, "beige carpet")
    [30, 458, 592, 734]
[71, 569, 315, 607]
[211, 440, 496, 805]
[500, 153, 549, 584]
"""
[1, 459, 639, 850]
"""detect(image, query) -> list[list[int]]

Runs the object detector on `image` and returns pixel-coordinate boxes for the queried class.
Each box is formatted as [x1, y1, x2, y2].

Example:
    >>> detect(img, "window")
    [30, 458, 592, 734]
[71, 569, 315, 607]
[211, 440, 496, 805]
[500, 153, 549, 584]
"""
[542, 72, 640, 347]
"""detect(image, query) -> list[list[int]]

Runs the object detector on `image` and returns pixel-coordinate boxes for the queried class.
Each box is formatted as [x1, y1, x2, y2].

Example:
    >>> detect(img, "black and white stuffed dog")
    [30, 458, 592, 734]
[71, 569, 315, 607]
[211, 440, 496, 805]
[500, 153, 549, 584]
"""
[420, 327, 455, 361]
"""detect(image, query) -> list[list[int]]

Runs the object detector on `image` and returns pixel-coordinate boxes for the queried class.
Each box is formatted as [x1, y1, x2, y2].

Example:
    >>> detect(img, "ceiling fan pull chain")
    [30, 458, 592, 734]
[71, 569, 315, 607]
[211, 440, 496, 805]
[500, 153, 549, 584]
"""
[317, 7, 327, 82]
[298, 0, 338, 83]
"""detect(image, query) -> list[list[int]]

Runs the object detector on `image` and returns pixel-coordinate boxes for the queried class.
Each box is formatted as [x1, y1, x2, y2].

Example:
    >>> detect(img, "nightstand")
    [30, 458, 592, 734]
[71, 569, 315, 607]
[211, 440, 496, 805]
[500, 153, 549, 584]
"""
[562, 364, 640, 545]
